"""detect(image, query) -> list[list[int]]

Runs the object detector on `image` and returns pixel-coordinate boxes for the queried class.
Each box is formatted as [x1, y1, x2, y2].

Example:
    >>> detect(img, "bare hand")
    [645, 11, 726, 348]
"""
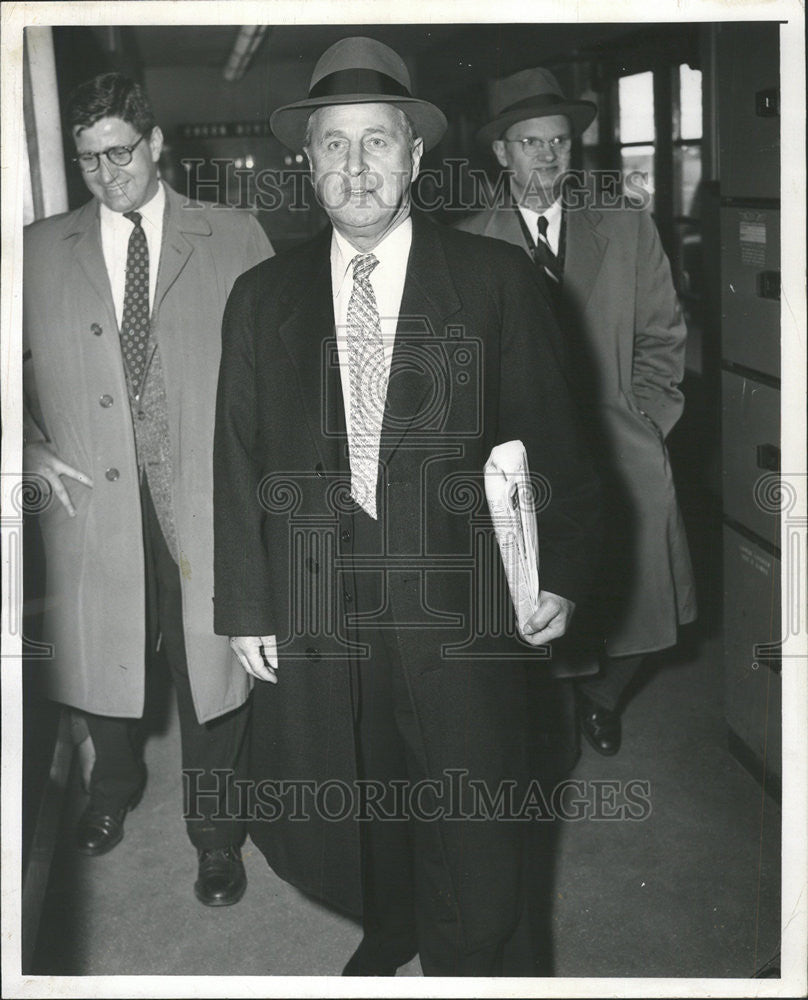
[23, 442, 93, 517]
[521, 591, 576, 645]
[229, 635, 278, 683]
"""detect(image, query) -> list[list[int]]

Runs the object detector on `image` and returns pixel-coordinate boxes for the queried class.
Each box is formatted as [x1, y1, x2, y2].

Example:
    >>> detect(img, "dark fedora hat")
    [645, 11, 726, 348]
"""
[270, 36, 448, 152]
[477, 67, 597, 145]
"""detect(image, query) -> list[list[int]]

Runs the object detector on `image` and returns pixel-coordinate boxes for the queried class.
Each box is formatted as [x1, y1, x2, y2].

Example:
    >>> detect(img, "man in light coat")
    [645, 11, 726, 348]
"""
[457, 68, 697, 755]
[23, 73, 272, 904]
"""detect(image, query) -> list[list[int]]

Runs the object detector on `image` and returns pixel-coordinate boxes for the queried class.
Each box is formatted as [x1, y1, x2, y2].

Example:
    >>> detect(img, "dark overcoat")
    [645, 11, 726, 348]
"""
[213, 215, 602, 951]
[457, 197, 697, 655]
[23, 184, 272, 722]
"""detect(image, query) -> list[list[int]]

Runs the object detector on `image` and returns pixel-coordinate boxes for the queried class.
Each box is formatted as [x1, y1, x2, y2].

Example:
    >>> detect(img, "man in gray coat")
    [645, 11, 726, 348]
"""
[458, 68, 697, 755]
[23, 73, 272, 903]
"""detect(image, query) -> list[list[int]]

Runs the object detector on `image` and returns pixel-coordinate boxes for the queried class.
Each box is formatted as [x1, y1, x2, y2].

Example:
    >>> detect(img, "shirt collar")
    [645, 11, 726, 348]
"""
[99, 179, 166, 230]
[331, 216, 413, 299]
[518, 197, 562, 229]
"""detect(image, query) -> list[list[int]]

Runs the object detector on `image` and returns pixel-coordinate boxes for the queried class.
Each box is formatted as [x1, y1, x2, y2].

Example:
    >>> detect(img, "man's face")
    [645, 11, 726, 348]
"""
[73, 116, 162, 213]
[305, 103, 423, 247]
[492, 114, 571, 209]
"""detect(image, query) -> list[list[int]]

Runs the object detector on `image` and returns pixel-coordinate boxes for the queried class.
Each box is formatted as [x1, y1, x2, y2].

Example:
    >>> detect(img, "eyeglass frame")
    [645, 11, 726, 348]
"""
[502, 134, 572, 154]
[72, 132, 148, 173]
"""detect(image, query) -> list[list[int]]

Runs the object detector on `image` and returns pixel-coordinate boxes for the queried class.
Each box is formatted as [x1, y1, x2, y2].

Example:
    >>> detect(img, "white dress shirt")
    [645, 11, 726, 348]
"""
[517, 198, 562, 255]
[330, 217, 412, 436]
[100, 181, 165, 328]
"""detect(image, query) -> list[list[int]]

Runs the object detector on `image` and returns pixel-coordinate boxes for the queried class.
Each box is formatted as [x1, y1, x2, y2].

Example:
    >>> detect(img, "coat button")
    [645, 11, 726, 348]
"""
[90, 323, 103, 336]
[105, 468, 120, 481]
[306, 557, 319, 574]
[341, 528, 351, 544]
[306, 646, 321, 663]
[343, 591, 353, 603]
[315, 462, 325, 478]
[99, 394, 113, 408]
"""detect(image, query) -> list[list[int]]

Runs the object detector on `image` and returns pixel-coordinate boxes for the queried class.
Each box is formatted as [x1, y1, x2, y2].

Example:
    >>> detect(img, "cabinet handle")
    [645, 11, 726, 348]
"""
[756, 443, 780, 471]
[755, 88, 779, 117]
[756, 271, 780, 300]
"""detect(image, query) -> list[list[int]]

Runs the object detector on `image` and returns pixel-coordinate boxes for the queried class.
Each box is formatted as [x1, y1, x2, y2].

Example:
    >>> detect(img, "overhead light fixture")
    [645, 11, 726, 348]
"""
[222, 25, 269, 82]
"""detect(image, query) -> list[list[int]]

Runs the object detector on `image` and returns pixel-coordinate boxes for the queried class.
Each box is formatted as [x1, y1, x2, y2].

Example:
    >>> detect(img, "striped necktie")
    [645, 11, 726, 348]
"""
[347, 253, 386, 520]
[534, 214, 562, 284]
[120, 210, 150, 396]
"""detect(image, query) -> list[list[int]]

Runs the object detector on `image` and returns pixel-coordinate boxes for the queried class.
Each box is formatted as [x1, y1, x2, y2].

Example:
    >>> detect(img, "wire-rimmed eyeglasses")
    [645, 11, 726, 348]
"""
[503, 135, 571, 154]
[72, 133, 147, 173]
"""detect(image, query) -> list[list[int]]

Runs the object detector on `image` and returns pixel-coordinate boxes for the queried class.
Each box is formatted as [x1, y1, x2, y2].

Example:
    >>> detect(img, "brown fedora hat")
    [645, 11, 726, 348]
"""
[477, 67, 597, 145]
[270, 36, 448, 152]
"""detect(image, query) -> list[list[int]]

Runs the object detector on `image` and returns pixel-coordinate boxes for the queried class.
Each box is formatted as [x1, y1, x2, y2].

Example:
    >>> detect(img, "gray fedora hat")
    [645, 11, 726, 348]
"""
[477, 67, 597, 145]
[270, 36, 448, 152]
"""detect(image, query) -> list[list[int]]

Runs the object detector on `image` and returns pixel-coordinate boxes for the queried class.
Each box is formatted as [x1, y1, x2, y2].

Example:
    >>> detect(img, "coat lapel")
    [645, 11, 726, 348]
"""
[563, 206, 608, 310]
[380, 214, 462, 469]
[154, 185, 212, 317]
[66, 199, 117, 323]
[480, 205, 530, 257]
[277, 228, 343, 475]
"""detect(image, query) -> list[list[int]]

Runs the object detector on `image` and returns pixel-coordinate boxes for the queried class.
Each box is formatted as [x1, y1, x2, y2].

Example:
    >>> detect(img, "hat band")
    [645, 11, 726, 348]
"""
[309, 67, 412, 100]
[497, 92, 568, 116]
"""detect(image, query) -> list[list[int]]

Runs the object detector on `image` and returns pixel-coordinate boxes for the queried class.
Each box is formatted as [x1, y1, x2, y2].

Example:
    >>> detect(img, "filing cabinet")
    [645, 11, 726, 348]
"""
[723, 525, 781, 785]
[720, 206, 780, 379]
[718, 23, 781, 793]
[717, 22, 780, 201]
[721, 369, 780, 545]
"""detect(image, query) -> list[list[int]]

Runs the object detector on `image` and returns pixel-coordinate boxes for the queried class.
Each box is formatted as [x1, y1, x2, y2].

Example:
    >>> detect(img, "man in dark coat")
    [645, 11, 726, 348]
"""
[214, 37, 601, 976]
[457, 68, 697, 756]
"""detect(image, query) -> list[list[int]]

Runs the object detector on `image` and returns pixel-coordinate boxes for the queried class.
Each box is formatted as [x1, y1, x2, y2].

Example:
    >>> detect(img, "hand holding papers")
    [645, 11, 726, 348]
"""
[484, 441, 540, 637]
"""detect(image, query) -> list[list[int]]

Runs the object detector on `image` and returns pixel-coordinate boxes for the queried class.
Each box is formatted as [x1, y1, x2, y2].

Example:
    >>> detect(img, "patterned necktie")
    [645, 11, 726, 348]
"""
[120, 211, 150, 397]
[534, 215, 562, 284]
[347, 253, 386, 520]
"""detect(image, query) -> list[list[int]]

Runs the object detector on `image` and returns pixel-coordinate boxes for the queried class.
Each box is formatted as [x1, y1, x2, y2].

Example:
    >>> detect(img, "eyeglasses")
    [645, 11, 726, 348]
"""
[73, 133, 147, 173]
[504, 135, 571, 154]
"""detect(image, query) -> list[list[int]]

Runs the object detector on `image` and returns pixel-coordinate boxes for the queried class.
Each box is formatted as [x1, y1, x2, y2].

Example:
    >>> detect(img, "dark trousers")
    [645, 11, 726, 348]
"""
[345, 502, 550, 976]
[577, 653, 645, 712]
[83, 480, 249, 850]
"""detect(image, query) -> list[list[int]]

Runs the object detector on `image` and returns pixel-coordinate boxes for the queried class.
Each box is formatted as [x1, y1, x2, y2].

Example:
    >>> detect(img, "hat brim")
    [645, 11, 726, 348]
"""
[476, 98, 597, 146]
[271, 95, 448, 152]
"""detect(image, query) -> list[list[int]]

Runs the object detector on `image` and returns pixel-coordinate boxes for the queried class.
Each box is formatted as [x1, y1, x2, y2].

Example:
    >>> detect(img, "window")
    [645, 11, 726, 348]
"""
[618, 71, 656, 210]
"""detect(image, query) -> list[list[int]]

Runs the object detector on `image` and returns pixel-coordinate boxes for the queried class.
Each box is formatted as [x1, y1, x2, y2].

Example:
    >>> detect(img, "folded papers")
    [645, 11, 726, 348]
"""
[484, 441, 540, 635]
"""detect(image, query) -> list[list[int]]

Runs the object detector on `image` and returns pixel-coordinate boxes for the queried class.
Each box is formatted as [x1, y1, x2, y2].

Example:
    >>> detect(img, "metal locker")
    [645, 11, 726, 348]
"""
[723, 524, 781, 783]
[718, 22, 780, 201]
[721, 369, 780, 546]
[720, 206, 780, 379]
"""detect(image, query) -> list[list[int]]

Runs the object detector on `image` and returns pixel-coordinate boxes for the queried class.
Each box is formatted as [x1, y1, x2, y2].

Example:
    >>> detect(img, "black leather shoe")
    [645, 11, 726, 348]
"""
[578, 692, 622, 756]
[75, 782, 145, 856]
[342, 932, 418, 976]
[194, 845, 247, 906]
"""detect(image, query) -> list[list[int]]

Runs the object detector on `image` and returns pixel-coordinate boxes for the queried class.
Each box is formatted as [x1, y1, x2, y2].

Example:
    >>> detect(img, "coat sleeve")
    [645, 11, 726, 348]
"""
[213, 268, 275, 636]
[494, 247, 603, 607]
[630, 211, 687, 439]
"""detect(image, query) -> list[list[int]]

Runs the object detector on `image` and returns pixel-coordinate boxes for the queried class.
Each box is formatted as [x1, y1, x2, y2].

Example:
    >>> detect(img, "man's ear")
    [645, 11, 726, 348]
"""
[492, 140, 509, 169]
[410, 136, 424, 182]
[149, 126, 164, 162]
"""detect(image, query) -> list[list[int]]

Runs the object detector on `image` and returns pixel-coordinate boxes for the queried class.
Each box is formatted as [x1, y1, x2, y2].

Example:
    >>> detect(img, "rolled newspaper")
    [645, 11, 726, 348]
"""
[484, 441, 540, 635]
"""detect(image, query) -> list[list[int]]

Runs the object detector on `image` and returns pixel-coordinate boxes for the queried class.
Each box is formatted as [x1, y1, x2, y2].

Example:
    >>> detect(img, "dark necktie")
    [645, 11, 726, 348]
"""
[120, 210, 150, 397]
[533, 215, 562, 284]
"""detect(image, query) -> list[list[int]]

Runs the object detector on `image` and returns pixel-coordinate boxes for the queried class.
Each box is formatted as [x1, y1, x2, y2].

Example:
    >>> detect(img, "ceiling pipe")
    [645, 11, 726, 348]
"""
[222, 25, 269, 82]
